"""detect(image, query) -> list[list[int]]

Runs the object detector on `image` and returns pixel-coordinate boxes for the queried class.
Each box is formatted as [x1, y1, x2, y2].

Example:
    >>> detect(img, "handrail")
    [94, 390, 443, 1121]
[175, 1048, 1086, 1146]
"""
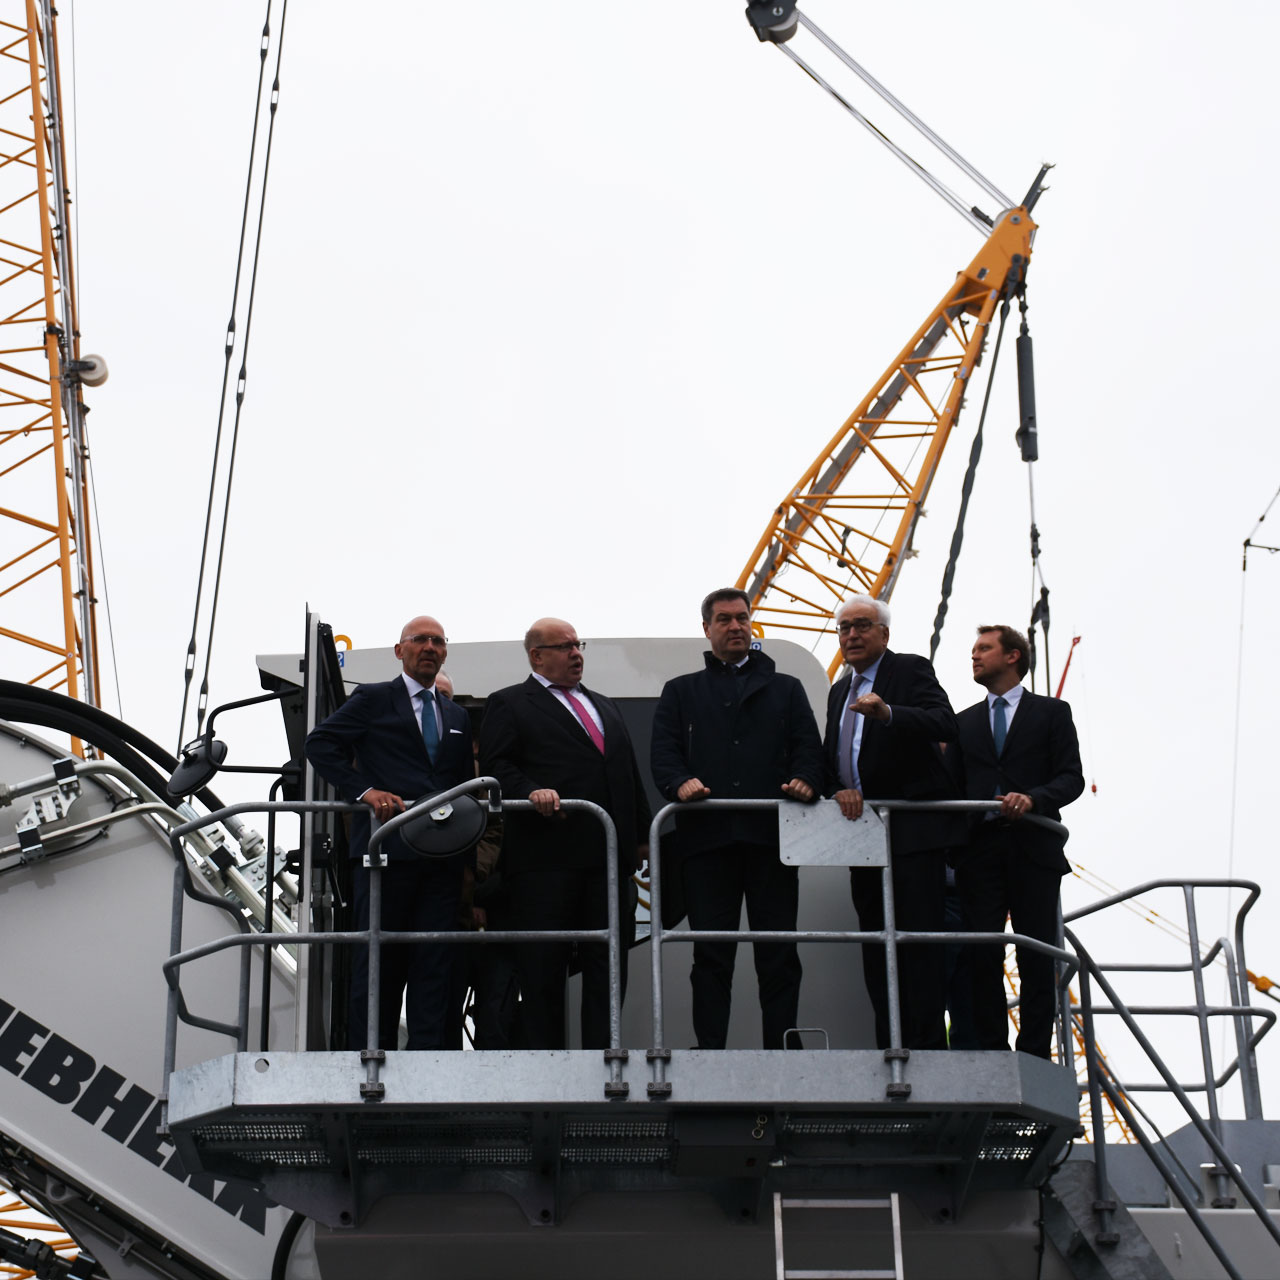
[159, 789, 1272, 1161]
[1065, 880, 1267, 1115]
[1069, 927, 1280, 1276]
[645, 795, 1075, 1096]
[160, 779, 627, 1109]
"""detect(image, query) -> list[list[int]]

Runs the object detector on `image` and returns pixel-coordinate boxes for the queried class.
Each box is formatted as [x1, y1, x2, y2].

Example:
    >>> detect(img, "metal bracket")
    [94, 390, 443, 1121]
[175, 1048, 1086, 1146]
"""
[51, 756, 80, 797]
[359, 1048, 385, 1101]
[17, 827, 43, 863]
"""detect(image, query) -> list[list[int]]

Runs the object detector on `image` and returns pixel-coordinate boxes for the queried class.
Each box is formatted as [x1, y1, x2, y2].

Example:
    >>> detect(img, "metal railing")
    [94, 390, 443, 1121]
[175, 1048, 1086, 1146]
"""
[158, 788, 1274, 1134]
[159, 778, 631, 1109]
[646, 796, 1077, 1096]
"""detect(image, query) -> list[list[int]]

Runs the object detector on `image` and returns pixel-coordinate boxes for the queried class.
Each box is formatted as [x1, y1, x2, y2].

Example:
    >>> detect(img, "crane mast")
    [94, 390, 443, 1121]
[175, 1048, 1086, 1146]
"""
[0, 0, 99, 715]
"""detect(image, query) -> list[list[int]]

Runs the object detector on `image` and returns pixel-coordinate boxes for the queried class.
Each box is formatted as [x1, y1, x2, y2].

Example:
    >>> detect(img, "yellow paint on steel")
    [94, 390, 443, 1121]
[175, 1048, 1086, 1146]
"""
[737, 209, 1036, 677]
[0, 0, 96, 738]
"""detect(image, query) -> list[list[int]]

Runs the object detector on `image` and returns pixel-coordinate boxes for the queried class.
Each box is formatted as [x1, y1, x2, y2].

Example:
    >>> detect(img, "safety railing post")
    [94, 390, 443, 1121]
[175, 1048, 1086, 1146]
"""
[1054, 899, 1073, 1071]
[1232, 898, 1264, 1118]
[875, 810, 908, 1094]
[1182, 885, 1229, 1208]
[1076, 965, 1119, 1245]
[159, 857, 188, 1132]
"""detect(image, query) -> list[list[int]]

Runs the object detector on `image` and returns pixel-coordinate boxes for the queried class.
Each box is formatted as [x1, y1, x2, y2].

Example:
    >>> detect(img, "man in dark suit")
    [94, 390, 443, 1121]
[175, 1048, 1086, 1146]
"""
[947, 624, 1084, 1059]
[650, 587, 823, 1050]
[305, 615, 474, 1051]
[824, 593, 961, 1051]
[478, 618, 650, 1049]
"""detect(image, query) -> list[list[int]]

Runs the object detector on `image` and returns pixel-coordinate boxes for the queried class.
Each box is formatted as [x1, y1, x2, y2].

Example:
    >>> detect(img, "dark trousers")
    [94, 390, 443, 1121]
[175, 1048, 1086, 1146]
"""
[943, 879, 978, 1049]
[448, 889, 523, 1050]
[349, 857, 463, 1051]
[508, 864, 634, 1050]
[683, 842, 802, 1050]
[956, 828, 1064, 1059]
[850, 849, 946, 1050]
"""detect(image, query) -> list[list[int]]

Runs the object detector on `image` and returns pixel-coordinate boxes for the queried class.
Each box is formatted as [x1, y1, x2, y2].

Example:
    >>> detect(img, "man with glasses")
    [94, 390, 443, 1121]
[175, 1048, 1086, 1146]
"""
[478, 618, 650, 1049]
[305, 616, 474, 1051]
[824, 594, 961, 1051]
[650, 588, 823, 1050]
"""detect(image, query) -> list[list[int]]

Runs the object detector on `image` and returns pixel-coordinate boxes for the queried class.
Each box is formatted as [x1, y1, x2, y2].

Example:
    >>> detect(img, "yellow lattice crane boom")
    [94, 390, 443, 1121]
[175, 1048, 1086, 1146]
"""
[0, 0, 102, 720]
[737, 205, 1036, 677]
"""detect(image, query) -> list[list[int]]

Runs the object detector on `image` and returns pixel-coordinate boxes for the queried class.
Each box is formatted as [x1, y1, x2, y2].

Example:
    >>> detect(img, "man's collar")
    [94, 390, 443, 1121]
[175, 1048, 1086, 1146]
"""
[852, 652, 885, 684]
[401, 672, 434, 697]
[532, 671, 584, 692]
[702, 647, 773, 674]
[987, 682, 1025, 707]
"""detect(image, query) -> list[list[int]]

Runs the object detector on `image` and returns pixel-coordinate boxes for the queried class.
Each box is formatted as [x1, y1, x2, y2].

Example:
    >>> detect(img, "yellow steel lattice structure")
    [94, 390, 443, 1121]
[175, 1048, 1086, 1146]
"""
[0, 0, 97, 710]
[737, 208, 1035, 676]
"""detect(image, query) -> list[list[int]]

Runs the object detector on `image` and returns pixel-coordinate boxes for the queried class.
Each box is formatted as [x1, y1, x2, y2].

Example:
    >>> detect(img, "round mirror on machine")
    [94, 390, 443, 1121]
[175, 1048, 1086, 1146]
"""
[398, 795, 487, 857]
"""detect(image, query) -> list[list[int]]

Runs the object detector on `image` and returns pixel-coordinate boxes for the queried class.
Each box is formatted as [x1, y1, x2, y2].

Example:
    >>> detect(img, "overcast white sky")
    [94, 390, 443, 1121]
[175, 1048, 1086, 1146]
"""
[48, 2, 1280, 1115]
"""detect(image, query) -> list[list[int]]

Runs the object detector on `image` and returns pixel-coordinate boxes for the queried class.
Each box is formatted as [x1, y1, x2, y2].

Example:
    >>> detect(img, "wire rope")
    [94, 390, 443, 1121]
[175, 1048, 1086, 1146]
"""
[927, 296, 1011, 662]
[192, 3, 291, 740]
[175, 1, 286, 752]
[774, 41, 988, 234]
[795, 9, 1013, 211]
[1220, 481, 1280, 1054]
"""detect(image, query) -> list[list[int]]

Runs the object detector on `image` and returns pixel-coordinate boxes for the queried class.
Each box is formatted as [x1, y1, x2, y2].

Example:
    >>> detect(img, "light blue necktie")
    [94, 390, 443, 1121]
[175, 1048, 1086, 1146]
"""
[992, 695, 1008, 756]
[421, 689, 439, 766]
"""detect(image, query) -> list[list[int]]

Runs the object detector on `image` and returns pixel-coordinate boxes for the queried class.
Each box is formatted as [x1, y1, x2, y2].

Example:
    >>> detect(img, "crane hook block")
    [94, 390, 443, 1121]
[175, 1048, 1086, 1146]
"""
[1015, 331, 1038, 462]
[746, 2, 798, 44]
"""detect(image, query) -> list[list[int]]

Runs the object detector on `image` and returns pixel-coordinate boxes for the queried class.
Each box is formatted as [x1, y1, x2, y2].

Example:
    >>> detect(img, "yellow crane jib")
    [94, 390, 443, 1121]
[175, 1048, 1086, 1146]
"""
[738, 202, 1038, 678]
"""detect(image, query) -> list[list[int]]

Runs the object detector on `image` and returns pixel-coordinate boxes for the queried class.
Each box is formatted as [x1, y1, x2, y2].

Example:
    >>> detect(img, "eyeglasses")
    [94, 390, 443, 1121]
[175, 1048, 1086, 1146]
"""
[401, 633, 448, 646]
[534, 641, 587, 652]
[836, 618, 881, 636]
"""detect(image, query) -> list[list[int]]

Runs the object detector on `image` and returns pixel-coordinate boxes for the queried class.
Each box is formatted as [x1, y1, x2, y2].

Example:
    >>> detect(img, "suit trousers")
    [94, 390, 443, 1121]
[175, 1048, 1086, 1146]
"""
[349, 857, 463, 1051]
[850, 849, 947, 1050]
[683, 842, 802, 1050]
[956, 826, 1064, 1059]
[508, 864, 634, 1050]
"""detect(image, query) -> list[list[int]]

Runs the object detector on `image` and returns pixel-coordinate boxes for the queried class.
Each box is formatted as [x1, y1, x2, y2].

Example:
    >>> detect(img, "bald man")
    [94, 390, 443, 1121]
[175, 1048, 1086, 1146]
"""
[306, 615, 475, 1051]
[478, 618, 650, 1049]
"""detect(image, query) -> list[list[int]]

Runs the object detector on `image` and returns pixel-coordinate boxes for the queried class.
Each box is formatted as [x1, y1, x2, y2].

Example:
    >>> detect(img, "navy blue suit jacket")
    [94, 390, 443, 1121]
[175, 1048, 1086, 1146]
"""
[947, 689, 1084, 873]
[304, 676, 475, 862]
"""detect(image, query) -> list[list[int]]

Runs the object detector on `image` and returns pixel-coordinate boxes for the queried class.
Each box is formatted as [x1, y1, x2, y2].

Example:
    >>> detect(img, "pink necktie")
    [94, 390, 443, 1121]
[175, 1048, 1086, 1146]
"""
[552, 685, 605, 753]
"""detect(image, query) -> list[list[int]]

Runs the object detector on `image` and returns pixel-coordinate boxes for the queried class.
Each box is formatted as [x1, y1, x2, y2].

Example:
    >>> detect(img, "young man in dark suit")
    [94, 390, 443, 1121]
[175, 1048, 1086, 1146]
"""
[305, 615, 475, 1051]
[650, 588, 824, 1050]
[947, 624, 1084, 1059]
[478, 618, 650, 1050]
[824, 593, 962, 1051]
